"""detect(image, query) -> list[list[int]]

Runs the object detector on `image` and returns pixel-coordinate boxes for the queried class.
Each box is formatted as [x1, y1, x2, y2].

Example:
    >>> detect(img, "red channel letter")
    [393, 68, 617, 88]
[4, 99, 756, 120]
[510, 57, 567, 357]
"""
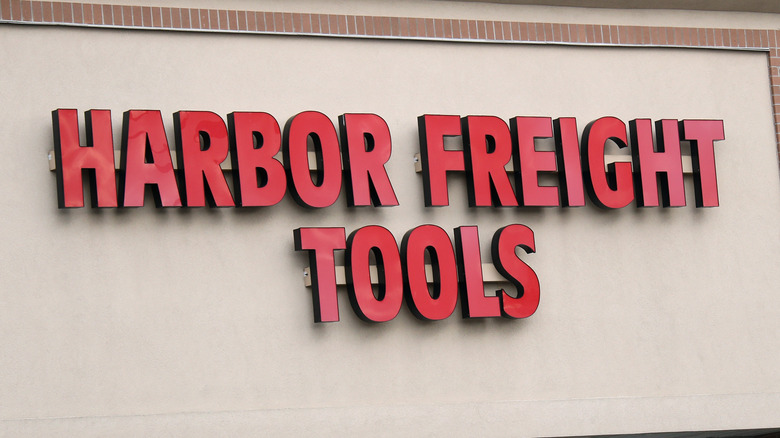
[511, 116, 559, 206]
[630, 119, 685, 207]
[120, 110, 181, 207]
[454, 226, 500, 318]
[227, 112, 286, 207]
[283, 111, 343, 208]
[461, 116, 518, 207]
[52, 109, 118, 208]
[174, 111, 235, 207]
[345, 226, 403, 323]
[401, 225, 459, 321]
[491, 224, 540, 319]
[294, 227, 347, 323]
[339, 113, 399, 207]
[680, 119, 725, 207]
[418, 115, 464, 206]
[553, 117, 586, 207]
[581, 117, 634, 208]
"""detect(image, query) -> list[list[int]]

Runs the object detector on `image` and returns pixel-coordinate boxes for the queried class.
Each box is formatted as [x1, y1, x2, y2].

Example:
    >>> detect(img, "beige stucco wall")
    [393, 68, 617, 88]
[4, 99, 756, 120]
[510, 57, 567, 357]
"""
[1, 3, 779, 436]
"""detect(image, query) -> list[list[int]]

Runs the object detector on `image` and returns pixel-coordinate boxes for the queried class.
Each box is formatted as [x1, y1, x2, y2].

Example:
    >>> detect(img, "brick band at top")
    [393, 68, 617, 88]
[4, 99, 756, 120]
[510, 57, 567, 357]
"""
[1, 0, 779, 160]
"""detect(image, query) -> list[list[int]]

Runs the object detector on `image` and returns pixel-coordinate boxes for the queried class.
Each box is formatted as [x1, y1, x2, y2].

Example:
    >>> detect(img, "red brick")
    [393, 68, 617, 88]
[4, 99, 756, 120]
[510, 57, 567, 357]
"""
[711, 28, 721, 46]
[234, 10, 244, 31]
[31, 1, 43, 22]
[196, 9, 206, 28]
[722, 29, 732, 46]
[60, 2, 73, 22]
[246, 10, 256, 31]
[463, 20, 473, 39]
[595, 25, 605, 43]
[457, 20, 465, 39]
[9, 0, 20, 20]
[517, 22, 527, 41]
[421, 18, 431, 38]
[42, 1, 54, 22]
[751, 29, 761, 48]
[361, 15, 371, 35]
[452, 19, 463, 39]
[551, 23, 560, 42]
[582, 24, 593, 43]
[95, 4, 104, 25]
[736, 29, 745, 47]
[728, 29, 738, 46]
[117, 5, 128, 25]
[21, 0, 31, 20]
[169, 8, 181, 28]
[255, 11, 266, 32]
[227, 10, 237, 31]
[309, 13, 320, 33]
[355, 15, 365, 35]
[616, 25, 626, 44]
[216, 9, 225, 30]
[498, 21, 507, 40]
[82, 3, 95, 24]
[342, 14, 352, 34]
[639, 26, 649, 44]
[213, 9, 222, 29]
[74, 3, 85, 23]
[509, 21, 518, 41]
[139, 6, 149, 26]
[629, 26, 640, 44]
[683, 27, 692, 45]
[0, 0, 9, 20]
[402, 16, 412, 37]
[441, 20, 454, 39]
[159, 7, 171, 28]
[485, 21, 495, 40]
[148, 6, 160, 27]
[325, 14, 335, 33]
[648, 27, 659, 44]
[190, 8, 202, 29]
[385, 16, 394, 36]
[473, 20, 482, 39]
[559, 23, 569, 42]
[324, 14, 339, 35]
[181, 8, 191, 28]
[130, 5, 141, 26]
[544, 23, 552, 41]
[109, 5, 122, 26]
[538, 22, 547, 41]
[575, 24, 587, 43]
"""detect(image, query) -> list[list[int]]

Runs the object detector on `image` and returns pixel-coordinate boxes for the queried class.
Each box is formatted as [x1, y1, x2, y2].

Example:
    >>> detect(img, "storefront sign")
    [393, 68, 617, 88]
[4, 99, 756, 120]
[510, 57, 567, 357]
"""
[50, 109, 725, 322]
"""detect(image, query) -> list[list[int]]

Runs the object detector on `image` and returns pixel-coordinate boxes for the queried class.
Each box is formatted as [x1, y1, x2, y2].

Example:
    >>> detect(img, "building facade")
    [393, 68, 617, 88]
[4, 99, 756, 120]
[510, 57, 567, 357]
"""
[1, 0, 779, 436]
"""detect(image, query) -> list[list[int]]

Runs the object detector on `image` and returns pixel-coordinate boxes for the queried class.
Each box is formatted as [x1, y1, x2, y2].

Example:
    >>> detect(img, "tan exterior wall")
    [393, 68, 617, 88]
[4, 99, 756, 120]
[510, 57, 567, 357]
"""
[1, 1, 778, 436]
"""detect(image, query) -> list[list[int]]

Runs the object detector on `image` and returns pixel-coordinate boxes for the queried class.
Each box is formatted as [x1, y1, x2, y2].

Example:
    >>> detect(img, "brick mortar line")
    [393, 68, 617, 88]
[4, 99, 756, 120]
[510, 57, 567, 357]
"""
[1, 0, 780, 163]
